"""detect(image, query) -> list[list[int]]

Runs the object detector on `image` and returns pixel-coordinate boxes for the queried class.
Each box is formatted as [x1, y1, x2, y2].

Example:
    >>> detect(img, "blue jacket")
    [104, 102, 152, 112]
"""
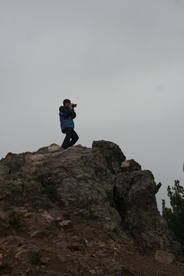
[59, 106, 76, 131]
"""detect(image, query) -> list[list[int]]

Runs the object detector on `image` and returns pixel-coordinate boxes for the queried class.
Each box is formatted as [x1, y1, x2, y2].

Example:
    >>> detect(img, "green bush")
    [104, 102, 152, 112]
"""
[162, 180, 184, 244]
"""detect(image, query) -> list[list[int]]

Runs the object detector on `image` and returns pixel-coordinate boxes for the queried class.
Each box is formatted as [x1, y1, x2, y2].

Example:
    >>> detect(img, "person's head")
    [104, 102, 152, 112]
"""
[63, 99, 71, 107]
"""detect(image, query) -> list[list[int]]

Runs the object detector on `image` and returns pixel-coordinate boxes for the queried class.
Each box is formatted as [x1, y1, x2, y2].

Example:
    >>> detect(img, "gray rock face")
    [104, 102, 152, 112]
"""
[92, 140, 126, 173]
[0, 141, 180, 256]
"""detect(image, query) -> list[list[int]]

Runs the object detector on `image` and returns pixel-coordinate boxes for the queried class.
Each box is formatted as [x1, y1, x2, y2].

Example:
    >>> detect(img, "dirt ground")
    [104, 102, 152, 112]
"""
[0, 213, 184, 276]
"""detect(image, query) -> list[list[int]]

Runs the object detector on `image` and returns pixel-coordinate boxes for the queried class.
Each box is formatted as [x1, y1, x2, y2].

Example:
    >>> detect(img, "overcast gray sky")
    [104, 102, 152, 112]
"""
[0, 0, 184, 209]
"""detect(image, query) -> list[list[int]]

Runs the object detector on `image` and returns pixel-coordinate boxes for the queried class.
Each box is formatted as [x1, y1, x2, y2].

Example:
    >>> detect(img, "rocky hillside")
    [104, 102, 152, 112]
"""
[0, 140, 184, 275]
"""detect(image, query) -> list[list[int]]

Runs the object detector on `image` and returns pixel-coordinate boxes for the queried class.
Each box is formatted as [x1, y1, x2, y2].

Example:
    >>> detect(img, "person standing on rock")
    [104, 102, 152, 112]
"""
[59, 99, 79, 149]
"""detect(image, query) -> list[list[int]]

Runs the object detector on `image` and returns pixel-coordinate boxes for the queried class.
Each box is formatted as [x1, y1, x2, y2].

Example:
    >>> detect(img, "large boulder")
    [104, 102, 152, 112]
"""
[0, 141, 181, 256]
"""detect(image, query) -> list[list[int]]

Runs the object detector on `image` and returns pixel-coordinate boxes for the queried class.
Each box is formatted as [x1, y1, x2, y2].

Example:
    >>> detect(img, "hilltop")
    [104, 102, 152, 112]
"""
[0, 140, 183, 275]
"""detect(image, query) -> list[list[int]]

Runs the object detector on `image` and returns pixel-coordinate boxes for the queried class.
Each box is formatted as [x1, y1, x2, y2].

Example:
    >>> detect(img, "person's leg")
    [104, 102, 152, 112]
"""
[62, 128, 72, 149]
[69, 130, 79, 147]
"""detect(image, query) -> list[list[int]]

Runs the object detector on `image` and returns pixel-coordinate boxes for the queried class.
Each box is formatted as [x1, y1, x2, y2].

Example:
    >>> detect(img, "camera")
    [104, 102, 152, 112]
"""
[71, 103, 77, 108]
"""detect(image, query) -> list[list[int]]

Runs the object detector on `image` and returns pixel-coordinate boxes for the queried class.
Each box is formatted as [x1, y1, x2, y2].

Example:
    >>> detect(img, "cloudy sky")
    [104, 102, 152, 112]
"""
[0, 0, 184, 209]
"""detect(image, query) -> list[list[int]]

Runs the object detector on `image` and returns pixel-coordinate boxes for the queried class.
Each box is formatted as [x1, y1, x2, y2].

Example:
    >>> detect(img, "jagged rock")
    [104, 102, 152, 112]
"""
[106, 265, 134, 276]
[37, 143, 61, 154]
[30, 229, 54, 238]
[121, 159, 141, 172]
[59, 219, 71, 228]
[0, 209, 9, 236]
[15, 245, 41, 264]
[0, 253, 3, 266]
[0, 141, 179, 252]
[155, 250, 175, 264]
[155, 182, 162, 194]
[92, 140, 126, 173]
[0, 140, 183, 275]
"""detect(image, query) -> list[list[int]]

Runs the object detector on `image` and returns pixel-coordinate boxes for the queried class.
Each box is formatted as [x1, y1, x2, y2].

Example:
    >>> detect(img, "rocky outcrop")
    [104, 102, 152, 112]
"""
[0, 140, 183, 275]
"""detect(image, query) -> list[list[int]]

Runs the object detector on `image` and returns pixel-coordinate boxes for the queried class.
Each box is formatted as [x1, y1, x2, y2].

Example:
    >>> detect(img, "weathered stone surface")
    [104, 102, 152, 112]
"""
[106, 264, 134, 276]
[0, 140, 183, 275]
[113, 169, 174, 252]
[15, 245, 41, 264]
[0, 209, 9, 236]
[0, 141, 179, 252]
[92, 140, 126, 173]
[155, 250, 175, 264]
[0, 253, 3, 266]
[37, 143, 61, 154]
[30, 229, 54, 238]
[121, 159, 141, 172]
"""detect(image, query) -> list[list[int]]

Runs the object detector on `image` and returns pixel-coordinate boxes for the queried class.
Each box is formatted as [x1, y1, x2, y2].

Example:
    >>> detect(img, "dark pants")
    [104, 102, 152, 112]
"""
[62, 128, 79, 149]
